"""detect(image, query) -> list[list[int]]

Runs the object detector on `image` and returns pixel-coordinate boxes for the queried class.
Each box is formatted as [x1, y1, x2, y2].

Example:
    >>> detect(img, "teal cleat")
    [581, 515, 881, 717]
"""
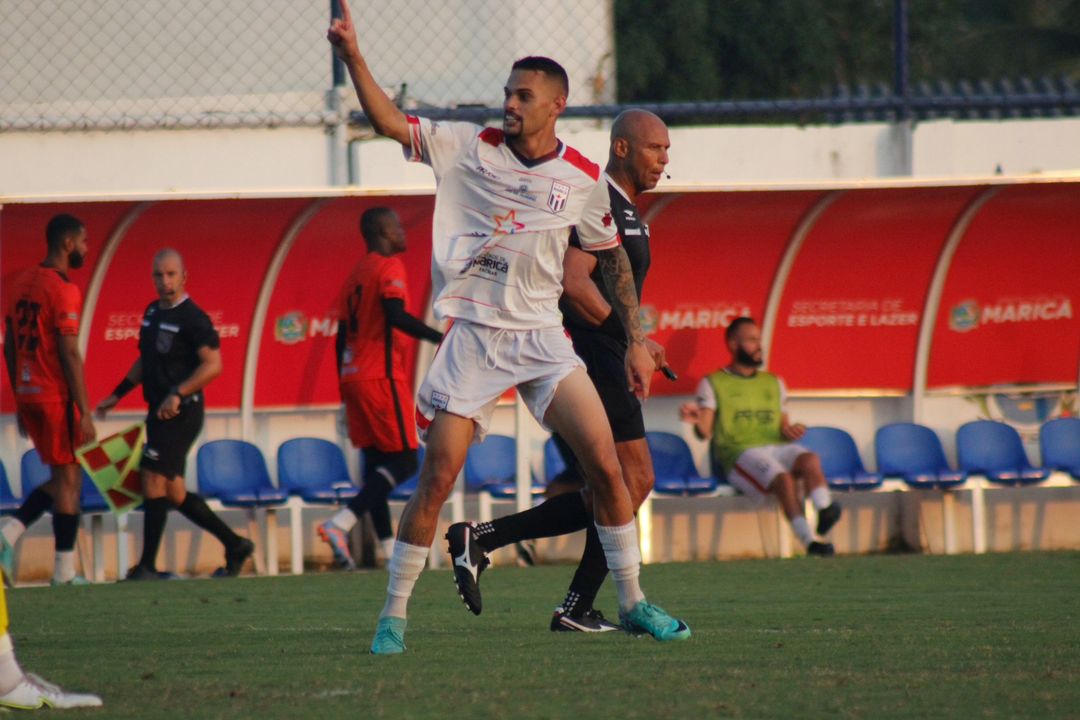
[0, 535, 13, 587]
[50, 576, 91, 587]
[370, 617, 407, 655]
[619, 601, 691, 641]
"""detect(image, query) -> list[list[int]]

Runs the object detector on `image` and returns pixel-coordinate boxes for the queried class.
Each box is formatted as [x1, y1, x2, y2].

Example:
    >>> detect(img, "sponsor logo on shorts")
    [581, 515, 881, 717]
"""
[431, 391, 450, 410]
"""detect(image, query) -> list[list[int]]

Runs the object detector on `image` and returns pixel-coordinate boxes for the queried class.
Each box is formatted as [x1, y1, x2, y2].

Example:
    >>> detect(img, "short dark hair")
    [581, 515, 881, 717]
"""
[360, 207, 396, 248]
[45, 214, 84, 253]
[511, 56, 569, 97]
[725, 316, 756, 344]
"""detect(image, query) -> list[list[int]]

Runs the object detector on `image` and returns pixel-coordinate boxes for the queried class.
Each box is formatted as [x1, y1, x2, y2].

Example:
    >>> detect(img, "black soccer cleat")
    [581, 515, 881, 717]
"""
[214, 538, 255, 578]
[124, 564, 172, 581]
[807, 541, 835, 557]
[446, 522, 489, 615]
[816, 502, 843, 536]
[550, 606, 621, 633]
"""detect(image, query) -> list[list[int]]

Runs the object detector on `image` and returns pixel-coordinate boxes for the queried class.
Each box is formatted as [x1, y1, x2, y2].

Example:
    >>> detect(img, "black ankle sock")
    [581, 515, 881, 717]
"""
[347, 472, 393, 520]
[14, 487, 54, 527]
[52, 513, 79, 552]
[139, 497, 170, 570]
[177, 493, 241, 549]
[562, 522, 609, 615]
[472, 491, 591, 552]
[368, 500, 393, 541]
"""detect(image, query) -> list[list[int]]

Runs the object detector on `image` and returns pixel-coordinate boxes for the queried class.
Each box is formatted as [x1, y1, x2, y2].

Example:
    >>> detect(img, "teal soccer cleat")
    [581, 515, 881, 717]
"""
[370, 617, 407, 655]
[0, 535, 13, 587]
[619, 601, 691, 641]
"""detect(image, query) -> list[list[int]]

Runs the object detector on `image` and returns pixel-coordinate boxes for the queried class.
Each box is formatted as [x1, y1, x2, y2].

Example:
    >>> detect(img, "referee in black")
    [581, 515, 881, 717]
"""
[96, 248, 254, 580]
[449, 110, 674, 630]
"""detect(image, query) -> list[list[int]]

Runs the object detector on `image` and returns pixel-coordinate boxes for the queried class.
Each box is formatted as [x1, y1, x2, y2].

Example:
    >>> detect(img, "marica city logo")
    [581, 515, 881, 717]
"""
[949, 300, 980, 332]
[274, 311, 308, 344]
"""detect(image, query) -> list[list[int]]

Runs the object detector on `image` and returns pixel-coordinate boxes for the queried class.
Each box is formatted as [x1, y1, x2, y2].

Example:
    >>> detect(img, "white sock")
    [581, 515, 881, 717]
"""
[0, 634, 24, 695]
[0, 520, 25, 548]
[379, 541, 427, 619]
[379, 537, 395, 561]
[809, 486, 833, 511]
[595, 521, 646, 613]
[330, 508, 359, 533]
[54, 551, 76, 583]
[791, 516, 814, 547]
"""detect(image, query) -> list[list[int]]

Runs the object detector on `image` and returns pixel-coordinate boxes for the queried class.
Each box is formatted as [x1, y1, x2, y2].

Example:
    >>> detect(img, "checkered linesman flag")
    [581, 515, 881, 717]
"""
[75, 423, 146, 516]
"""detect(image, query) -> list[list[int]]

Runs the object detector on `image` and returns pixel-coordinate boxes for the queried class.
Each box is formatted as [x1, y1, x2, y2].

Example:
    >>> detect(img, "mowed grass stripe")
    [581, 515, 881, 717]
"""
[8, 552, 1079, 719]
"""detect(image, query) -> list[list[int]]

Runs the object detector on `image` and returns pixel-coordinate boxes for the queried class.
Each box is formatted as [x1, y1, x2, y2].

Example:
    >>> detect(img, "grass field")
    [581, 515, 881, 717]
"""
[8, 551, 1079, 719]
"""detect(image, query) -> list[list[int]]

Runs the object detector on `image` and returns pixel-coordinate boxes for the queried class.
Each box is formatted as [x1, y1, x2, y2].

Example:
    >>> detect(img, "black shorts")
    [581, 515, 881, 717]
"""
[568, 326, 645, 443]
[141, 402, 204, 479]
[361, 446, 419, 486]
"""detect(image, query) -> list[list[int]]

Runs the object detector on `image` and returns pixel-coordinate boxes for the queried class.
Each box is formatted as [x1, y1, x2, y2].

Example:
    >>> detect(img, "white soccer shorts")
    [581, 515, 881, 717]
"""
[415, 320, 585, 442]
[728, 443, 811, 498]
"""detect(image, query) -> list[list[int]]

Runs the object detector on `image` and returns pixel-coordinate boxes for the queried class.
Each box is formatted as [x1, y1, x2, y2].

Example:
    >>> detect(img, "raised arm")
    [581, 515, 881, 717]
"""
[327, 0, 410, 145]
[594, 245, 654, 399]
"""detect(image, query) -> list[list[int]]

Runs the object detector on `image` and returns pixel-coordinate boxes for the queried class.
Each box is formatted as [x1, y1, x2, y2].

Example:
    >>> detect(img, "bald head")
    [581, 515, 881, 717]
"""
[152, 248, 187, 306]
[607, 109, 671, 197]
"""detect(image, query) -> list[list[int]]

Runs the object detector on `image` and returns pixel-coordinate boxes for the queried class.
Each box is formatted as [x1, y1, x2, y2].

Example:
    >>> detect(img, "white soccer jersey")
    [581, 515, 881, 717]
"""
[404, 115, 619, 329]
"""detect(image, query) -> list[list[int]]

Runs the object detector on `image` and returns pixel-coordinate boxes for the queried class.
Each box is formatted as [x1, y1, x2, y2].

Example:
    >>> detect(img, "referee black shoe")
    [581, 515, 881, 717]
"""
[446, 522, 489, 615]
[213, 538, 255, 578]
[550, 606, 621, 633]
[816, 502, 842, 536]
[807, 541, 835, 557]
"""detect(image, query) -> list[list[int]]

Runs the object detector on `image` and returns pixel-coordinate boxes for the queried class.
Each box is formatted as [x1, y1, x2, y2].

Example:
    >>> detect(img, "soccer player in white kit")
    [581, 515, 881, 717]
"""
[328, 0, 689, 654]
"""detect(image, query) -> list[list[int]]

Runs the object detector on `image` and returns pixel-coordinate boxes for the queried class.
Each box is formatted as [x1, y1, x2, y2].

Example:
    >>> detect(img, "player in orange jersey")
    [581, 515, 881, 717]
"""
[2, 214, 97, 586]
[318, 207, 443, 570]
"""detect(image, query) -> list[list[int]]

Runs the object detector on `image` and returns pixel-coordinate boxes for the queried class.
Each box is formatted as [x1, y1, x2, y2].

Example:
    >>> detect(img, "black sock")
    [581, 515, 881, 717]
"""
[177, 493, 241, 549]
[368, 499, 393, 541]
[139, 497, 170, 570]
[52, 513, 79, 552]
[472, 491, 591, 552]
[14, 487, 54, 528]
[346, 472, 393, 526]
[561, 522, 609, 616]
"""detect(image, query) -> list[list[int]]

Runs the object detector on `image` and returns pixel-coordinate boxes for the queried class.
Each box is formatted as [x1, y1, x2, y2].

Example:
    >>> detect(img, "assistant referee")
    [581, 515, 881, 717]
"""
[96, 248, 254, 579]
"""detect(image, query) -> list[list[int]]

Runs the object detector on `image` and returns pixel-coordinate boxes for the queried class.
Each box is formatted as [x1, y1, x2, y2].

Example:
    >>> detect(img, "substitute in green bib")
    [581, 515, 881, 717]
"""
[680, 317, 842, 556]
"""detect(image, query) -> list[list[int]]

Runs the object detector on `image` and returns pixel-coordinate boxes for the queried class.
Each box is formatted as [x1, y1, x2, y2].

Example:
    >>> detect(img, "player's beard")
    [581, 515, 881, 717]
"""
[68, 250, 85, 269]
[503, 112, 522, 137]
[736, 347, 763, 367]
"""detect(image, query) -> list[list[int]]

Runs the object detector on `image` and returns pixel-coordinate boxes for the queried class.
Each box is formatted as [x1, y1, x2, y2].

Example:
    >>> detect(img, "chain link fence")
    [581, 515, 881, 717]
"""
[0, 0, 615, 132]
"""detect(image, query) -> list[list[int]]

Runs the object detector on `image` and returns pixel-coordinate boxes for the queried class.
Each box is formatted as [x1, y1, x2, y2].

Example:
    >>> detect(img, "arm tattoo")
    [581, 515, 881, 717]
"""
[596, 246, 645, 344]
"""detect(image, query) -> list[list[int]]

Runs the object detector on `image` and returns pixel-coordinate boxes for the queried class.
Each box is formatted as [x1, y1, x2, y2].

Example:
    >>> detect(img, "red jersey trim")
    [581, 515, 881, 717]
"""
[561, 145, 601, 181]
[406, 115, 423, 161]
[479, 127, 504, 147]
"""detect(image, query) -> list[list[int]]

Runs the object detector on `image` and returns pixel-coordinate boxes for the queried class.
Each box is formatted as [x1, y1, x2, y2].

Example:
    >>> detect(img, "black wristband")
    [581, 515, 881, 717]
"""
[169, 385, 186, 401]
[112, 377, 136, 399]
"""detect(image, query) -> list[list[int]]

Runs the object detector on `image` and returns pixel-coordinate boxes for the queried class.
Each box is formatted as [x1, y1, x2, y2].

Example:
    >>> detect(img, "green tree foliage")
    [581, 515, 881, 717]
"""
[614, 0, 1080, 103]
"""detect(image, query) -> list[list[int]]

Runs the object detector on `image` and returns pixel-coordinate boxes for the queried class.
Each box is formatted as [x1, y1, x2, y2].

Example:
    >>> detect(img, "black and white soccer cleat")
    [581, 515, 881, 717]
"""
[446, 522, 490, 615]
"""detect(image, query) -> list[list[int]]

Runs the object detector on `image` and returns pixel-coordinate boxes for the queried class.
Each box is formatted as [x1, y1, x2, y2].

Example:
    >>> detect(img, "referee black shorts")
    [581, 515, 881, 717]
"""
[568, 326, 646, 443]
[141, 401, 204, 480]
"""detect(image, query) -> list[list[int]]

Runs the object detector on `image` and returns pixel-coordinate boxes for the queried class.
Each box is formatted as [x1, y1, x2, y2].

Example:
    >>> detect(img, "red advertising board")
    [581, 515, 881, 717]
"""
[641, 190, 825, 395]
[254, 196, 435, 407]
[928, 184, 1080, 389]
[84, 199, 308, 410]
[1, 202, 137, 412]
[770, 187, 982, 392]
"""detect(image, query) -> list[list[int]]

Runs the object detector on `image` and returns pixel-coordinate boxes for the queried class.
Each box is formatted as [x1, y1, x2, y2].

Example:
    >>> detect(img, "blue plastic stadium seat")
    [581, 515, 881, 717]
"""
[20, 448, 110, 512]
[1039, 417, 1080, 479]
[543, 436, 568, 484]
[196, 440, 288, 507]
[645, 431, 719, 496]
[80, 477, 110, 513]
[800, 426, 883, 491]
[0, 461, 19, 514]
[277, 438, 359, 504]
[874, 423, 967, 490]
[466, 435, 544, 499]
[956, 420, 1050, 486]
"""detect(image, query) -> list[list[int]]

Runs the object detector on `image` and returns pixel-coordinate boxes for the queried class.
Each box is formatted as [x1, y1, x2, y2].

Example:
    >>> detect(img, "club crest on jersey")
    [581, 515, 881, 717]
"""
[431, 391, 449, 410]
[547, 181, 571, 213]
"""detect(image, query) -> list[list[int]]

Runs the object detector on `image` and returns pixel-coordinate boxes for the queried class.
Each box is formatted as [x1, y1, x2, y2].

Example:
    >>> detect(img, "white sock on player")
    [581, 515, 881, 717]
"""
[0, 635, 24, 695]
[0, 520, 25, 549]
[595, 521, 646, 613]
[53, 551, 76, 584]
[379, 541, 427, 619]
[379, 537, 395, 561]
[791, 516, 814, 547]
[330, 508, 358, 533]
[809, 486, 833, 511]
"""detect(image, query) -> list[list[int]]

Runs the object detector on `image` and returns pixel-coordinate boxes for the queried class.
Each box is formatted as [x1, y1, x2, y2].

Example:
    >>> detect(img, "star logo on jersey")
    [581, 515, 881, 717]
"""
[492, 209, 526, 236]
[547, 181, 571, 213]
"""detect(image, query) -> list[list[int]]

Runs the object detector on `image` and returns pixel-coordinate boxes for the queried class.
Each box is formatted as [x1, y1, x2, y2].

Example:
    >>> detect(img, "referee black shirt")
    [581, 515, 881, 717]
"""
[562, 174, 651, 342]
[138, 296, 220, 407]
